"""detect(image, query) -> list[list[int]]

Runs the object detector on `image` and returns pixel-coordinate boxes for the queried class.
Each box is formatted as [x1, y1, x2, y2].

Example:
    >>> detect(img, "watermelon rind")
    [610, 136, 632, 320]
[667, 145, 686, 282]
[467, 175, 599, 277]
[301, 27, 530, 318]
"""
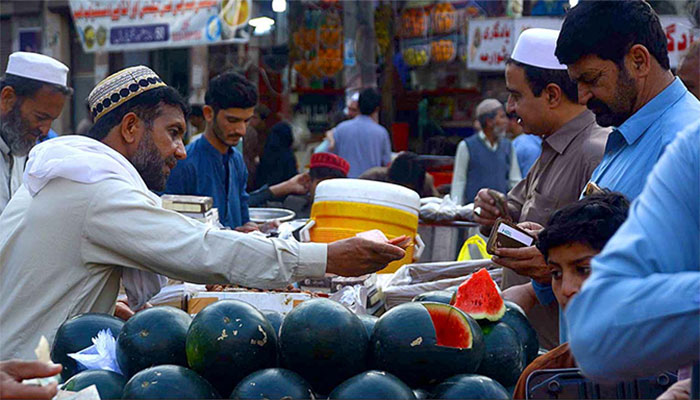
[122, 365, 220, 399]
[371, 302, 484, 387]
[229, 368, 314, 400]
[329, 370, 416, 400]
[62, 370, 126, 400]
[412, 290, 454, 304]
[477, 322, 525, 387]
[502, 300, 539, 365]
[431, 373, 510, 400]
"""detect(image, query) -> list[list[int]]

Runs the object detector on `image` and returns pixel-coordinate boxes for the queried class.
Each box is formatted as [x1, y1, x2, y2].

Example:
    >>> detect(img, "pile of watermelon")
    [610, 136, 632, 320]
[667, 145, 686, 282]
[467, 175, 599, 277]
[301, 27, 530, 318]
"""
[51, 270, 534, 399]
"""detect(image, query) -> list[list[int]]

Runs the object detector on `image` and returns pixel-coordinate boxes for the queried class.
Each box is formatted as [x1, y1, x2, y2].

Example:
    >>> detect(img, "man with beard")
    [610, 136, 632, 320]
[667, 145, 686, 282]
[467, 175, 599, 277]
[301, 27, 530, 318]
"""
[0, 66, 407, 360]
[166, 71, 260, 231]
[554, 0, 700, 200]
[0, 52, 71, 214]
[450, 98, 521, 205]
[472, 29, 609, 349]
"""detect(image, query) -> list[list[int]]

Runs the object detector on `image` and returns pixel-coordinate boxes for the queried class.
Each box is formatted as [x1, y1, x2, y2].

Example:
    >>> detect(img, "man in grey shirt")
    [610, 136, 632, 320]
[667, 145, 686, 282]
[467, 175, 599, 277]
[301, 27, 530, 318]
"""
[331, 88, 392, 178]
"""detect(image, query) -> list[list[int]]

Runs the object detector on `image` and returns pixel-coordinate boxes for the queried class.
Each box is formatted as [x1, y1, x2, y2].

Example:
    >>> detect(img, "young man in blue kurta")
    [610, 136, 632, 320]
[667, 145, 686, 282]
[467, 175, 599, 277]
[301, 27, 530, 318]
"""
[165, 71, 257, 231]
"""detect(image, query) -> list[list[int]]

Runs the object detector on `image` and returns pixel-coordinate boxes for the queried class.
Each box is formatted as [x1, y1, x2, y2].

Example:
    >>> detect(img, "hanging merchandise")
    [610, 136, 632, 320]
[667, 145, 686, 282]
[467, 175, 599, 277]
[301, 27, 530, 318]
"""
[431, 3, 457, 35]
[400, 7, 429, 38]
[374, 4, 393, 54]
[402, 39, 431, 67]
[431, 36, 457, 63]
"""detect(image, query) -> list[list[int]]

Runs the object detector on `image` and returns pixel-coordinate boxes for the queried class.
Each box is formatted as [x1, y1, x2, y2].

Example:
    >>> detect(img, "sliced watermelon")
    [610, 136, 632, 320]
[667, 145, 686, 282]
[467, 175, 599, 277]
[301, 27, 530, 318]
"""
[425, 303, 473, 349]
[452, 269, 506, 321]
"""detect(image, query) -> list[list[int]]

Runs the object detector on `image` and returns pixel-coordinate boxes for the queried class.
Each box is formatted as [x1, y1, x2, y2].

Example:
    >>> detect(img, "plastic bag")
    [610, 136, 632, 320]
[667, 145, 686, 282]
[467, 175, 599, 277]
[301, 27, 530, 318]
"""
[329, 285, 368, 315]
[67, 330, 122, 375]
[419, 195, 473, 222]
[382, 260, 501, 309]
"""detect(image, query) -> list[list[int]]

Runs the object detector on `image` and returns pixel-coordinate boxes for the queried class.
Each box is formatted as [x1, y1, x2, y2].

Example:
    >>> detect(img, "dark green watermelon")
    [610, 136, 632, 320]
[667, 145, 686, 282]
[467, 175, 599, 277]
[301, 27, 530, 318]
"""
[62, 370, 127, 399]
[262, 311, 284, 337]
[431, 374, 510, 399]
[412, 388, 429, 399]
[186, 300, 277, 396]
[50, 313, 124, 381]
[279, 298, 368, 394]
[116, 306, 191, 377]
[502, 301, 539, 365]
[371, 302, 484, 387]
[122, 365, 219, 399]
[477, 322, 525, 387]
[329, 370, 416, 400]
[229, 368, 313, 399]
[412, 290, 454, 304]
[358, 314, 378, 338]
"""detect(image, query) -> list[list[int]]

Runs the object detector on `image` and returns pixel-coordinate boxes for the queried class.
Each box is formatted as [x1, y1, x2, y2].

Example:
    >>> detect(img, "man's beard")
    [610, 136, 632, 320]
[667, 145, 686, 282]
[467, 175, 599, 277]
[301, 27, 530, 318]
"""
[0, 103, 40, 156]
[130, 129, 176, 192]
[212, 119, 240, 146]
[587, 67, 638, 127]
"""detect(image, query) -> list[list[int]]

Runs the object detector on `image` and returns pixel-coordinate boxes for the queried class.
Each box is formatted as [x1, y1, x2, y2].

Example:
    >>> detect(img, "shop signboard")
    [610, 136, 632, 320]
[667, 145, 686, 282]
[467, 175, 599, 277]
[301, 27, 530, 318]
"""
[69, 0, 252, 53]
[467, 16, 696, 71]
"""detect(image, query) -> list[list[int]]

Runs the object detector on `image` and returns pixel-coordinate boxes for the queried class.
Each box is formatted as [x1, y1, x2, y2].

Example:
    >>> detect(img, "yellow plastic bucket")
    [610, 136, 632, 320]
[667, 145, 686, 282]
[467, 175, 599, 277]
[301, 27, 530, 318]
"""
[301, 179, 422, 273]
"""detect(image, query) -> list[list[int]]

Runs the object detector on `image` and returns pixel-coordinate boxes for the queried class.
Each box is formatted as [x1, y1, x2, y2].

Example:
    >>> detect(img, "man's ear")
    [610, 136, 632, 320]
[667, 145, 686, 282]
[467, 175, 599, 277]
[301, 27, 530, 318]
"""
[119, 112, 141, 144]
[0, 86, 18, 115]
[544, 83, 563, 108]
[626, 44, 651, 78]
[203, 105, 215, 122]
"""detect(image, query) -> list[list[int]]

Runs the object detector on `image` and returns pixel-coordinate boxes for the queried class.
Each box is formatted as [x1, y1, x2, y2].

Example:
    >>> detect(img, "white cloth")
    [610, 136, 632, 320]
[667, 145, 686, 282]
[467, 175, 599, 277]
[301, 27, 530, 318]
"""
[450, 131, 522, 205]
[24, 135, 167, 310]
[6, 52, 69, 86]
[0, 136, 26, 215]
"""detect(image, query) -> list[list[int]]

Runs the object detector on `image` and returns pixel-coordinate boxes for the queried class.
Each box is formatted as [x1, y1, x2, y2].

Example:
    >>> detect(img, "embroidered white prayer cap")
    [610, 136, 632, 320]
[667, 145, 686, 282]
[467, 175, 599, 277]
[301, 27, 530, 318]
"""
[511, 28, 567, 70]
[5, 51, 69, 87]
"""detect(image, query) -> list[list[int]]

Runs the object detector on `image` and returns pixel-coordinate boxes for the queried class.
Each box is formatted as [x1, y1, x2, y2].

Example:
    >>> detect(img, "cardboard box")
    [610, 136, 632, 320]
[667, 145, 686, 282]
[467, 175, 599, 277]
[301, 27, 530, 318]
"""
[187, 291, 313, 315]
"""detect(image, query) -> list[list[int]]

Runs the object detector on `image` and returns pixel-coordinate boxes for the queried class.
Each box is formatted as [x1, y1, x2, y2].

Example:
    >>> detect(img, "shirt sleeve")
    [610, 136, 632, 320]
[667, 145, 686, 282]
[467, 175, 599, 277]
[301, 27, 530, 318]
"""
[450, 141, 469, 205]
[566, 123, 700, 382]
[238, 154, 250, 224]
[164, 161, 195, 195]
[382, 130, 392, 166]
[508, 143, 523, 190]
[247, 185, 274, 207]
[81, 180, 328, 289]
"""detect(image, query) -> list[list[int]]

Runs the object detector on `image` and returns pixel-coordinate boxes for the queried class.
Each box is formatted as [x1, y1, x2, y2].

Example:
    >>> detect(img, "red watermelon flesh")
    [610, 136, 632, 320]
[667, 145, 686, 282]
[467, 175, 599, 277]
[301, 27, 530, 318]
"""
[453, 268, 506, 321]
[424, 303, 472, 348]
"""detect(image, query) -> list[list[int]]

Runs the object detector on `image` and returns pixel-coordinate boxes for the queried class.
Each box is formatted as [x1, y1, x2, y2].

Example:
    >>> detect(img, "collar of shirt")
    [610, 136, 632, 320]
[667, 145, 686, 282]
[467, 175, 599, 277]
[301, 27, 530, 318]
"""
[616, 77, 688, 145]
[197, 134, 233, 160]
[477, 130, 500, 151]
[0, 135, 10, 157]
[545, 110, 597, 154]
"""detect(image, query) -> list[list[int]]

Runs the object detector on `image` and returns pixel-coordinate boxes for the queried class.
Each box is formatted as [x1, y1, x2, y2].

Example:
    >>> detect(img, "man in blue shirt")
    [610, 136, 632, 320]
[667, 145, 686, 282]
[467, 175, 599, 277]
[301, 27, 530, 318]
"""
[565, 119, 699, 385]
[331, 88, 392, 178]
[512, 133, 541, 176]
[166, 71, 257, 231]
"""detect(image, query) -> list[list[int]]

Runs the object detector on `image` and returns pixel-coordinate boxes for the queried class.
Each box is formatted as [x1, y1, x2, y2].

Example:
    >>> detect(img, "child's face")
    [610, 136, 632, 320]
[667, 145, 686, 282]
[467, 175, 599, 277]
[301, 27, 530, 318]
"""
[548, 242, 598, 309]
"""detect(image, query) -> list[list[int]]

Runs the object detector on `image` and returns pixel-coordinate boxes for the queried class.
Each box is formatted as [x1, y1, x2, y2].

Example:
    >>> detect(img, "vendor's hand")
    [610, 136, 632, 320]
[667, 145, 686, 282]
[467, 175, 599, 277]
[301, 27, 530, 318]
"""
[114, 299, 135, 321]
[235, 222, 260, 233]
[388, 235, 412, 249]
[492, 245, 551, 284]
[259, 220, 280, 234]
[473, 189, 508, 230]
[503, 282, 538, 314]
[656, 379, 690, 400]
[326, 237, 406, 277]
[0, 360, 62, 400]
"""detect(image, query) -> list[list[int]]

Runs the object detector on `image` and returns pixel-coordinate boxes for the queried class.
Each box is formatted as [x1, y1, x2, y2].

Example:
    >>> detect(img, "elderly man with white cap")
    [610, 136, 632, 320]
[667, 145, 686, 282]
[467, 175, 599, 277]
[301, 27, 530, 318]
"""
[0, 52, 71, 214]
[0, 65, 407, 362]
[472, 28, 609, 350]
[450, 98, 521, 206]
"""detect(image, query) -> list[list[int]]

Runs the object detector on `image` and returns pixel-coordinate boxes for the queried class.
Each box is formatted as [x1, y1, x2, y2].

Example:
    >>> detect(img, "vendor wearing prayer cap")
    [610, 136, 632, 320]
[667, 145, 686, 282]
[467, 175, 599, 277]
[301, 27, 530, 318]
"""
[471, 28, 609, 350]
[450, 98, 521, 206]
[0, 66, 406, 361]
[0, 51, 72, 214]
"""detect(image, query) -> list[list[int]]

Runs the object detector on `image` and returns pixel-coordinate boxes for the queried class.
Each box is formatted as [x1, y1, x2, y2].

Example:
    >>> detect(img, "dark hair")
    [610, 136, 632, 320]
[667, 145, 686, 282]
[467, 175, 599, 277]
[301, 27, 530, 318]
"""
[506, 58, 578, 102]
[555, 0, 670, 70]
[388, 152, 426, 195]
[85, 86, 189, 141]
[310, 166, 346, 180]
[205, 71, 257, 112]
[0, 74, 73, 98]
[536, 192, 630, 262]
[358, 88, 381, 115]
[189, 104, 203, 118]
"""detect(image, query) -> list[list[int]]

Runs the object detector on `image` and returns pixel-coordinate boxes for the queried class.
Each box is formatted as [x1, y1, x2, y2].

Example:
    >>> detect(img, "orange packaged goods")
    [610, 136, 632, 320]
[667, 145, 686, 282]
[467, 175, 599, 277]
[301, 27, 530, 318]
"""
[431, 39, 456, 63]
[431, 3, 457, 34]
[400, 7, 428, 38]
